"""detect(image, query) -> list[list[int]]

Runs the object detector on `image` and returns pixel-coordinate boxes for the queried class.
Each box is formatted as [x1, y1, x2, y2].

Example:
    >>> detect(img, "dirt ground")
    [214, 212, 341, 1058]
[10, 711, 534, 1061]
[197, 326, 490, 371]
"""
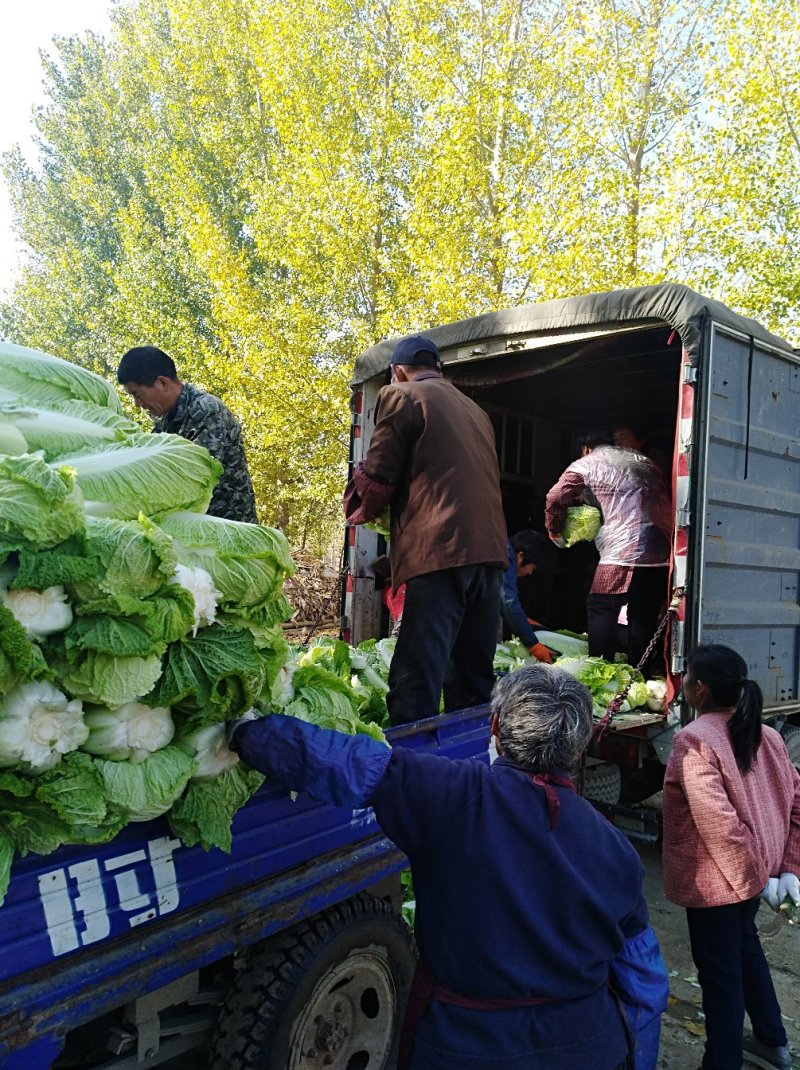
[636, 831, 800, 1070]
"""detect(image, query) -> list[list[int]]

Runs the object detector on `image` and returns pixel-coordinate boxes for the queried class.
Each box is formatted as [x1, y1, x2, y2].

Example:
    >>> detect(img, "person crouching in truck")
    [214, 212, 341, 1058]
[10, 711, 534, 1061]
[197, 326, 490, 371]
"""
[228, 664, 668, 1070]
[343, 335, 507, 725]
[545, 428, 672, 677]
[117, 346, 258, 524]
[501, 530, 557, 662]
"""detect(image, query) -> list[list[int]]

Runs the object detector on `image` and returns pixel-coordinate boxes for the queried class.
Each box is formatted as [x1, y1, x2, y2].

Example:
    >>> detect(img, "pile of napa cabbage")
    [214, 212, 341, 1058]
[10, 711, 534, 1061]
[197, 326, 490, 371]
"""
[0, 343, 381, 903]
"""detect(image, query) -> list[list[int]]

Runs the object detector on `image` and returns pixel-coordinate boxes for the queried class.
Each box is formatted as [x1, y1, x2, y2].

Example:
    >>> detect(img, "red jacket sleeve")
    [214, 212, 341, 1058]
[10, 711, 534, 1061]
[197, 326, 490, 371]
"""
[545, 468, 586, 536]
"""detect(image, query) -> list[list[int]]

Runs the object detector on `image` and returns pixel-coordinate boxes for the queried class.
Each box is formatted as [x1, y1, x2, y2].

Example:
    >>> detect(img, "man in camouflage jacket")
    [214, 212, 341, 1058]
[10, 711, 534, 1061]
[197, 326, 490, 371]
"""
[117, 346, 258, 523]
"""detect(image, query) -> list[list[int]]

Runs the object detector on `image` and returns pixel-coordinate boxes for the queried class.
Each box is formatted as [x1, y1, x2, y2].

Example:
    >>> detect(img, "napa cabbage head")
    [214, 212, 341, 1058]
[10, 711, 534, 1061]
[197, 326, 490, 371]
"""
[0, 340, 123, 411]
[0, 400, 138, 461]
[94, 747, 194, 822]
[175, 722, 240, 780]
[157, 512, 295, 624]
[0, 681, 88, 774]
[625, 680, 650, 710]
[82, 701, 175, 763]
[1, 585, 73, 639]
[562, 506, 602, 548]
[645, 678, 668, 711]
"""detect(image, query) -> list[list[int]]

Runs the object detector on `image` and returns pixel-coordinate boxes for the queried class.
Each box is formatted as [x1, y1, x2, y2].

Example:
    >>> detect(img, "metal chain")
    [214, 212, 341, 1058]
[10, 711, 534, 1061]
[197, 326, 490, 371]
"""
[592, 585, 686, 741]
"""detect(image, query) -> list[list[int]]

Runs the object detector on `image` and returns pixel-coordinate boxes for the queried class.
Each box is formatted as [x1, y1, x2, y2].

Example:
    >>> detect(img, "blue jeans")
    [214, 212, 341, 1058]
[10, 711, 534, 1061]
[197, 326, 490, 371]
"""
[686, 898, 786, 1070]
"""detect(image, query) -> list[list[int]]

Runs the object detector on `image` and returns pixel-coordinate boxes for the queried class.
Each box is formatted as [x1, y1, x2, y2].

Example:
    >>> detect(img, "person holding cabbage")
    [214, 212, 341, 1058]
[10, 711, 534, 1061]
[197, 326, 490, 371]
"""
[545, 428, 672, 677]
[117, 346, 257, 523]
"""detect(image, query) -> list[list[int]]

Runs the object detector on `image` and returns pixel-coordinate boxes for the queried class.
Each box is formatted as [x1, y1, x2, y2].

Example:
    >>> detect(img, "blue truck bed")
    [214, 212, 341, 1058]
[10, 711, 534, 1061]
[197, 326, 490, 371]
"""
[0, 706, 492, 1067]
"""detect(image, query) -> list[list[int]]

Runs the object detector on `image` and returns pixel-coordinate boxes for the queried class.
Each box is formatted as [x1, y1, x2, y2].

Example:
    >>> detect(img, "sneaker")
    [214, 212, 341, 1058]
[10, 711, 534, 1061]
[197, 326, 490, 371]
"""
[742, 1033, 792, 1070]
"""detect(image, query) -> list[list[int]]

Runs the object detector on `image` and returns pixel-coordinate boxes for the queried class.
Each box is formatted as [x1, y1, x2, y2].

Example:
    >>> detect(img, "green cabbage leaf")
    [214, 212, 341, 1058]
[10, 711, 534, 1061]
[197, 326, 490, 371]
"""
[0, 454, 84, 552]
[95, 747, 194, 822]
[0, 400, 137, 460]
[58, 433, 222, 520]
[168, 765, 264, 853]
[148, 624, 266, 722]
[0, 340, 123, 411]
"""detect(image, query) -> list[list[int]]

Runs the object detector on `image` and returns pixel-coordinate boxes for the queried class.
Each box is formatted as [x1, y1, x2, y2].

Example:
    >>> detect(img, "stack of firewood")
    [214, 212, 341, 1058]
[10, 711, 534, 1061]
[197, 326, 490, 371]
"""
[283, 552, 342, 643]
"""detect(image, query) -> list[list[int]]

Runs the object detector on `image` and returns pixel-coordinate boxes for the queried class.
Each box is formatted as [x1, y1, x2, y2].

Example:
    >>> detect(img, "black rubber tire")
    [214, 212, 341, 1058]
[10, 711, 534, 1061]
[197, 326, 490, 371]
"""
[209, 893, 417, 1070]
[781, 724, 800, 773]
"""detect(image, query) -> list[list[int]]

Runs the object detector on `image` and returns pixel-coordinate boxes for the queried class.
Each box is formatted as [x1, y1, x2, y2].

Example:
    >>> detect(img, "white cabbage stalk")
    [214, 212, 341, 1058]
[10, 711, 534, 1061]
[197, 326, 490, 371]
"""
[272, 662, 298, 708]
[177, 723, 240, 780]
[82, 701, 175, 763]
[645, 679, 668, 712]
[1, 585, 73, 638]
[0, 681, 88, 774]
[171, 563, 221, 635]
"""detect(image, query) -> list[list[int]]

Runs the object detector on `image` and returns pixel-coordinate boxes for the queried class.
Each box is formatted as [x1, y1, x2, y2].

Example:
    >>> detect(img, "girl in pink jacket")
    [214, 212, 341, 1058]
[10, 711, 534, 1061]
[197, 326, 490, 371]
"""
[663, 644, 800, 1070]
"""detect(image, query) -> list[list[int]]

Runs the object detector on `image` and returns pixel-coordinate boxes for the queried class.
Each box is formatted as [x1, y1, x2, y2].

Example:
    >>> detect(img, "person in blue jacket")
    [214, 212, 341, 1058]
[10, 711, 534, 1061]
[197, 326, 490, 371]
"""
[229, 664, 667, 1070]
[501, 530, 557, 663]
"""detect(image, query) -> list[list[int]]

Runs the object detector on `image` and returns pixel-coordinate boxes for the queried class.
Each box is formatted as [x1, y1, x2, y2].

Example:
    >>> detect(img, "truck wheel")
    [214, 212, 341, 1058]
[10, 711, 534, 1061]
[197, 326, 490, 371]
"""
[781, 725, 800, 773]
[582, 761, 621, 805]
[210, 893, 416, 1070]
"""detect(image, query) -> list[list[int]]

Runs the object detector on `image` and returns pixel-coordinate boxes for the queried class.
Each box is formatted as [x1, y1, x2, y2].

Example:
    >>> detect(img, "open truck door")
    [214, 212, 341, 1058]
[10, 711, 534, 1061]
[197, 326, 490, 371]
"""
[689, 320, 800, 723]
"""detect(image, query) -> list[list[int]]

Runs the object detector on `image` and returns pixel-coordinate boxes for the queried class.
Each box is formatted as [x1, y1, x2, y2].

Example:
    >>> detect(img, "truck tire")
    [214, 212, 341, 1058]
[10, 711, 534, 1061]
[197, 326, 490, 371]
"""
[210, 893, 416, 1070]
[781, 725, 800, 773]
[582, 761, 622, 805]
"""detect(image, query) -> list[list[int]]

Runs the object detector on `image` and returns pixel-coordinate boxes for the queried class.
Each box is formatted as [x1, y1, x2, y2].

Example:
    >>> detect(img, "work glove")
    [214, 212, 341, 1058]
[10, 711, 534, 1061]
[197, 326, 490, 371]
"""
[526, 618, 543, 629]
[529, 643, 554, 664]
[548, 533, 566, 549]
[760, 877, 781, 911]
[226, 707, 262, 751]
[777, 872, 800, 907]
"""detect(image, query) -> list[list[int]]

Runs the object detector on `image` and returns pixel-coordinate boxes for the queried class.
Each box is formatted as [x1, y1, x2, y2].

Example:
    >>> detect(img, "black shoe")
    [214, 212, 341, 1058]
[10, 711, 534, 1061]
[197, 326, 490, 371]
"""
[742, 1033, 792, 1070]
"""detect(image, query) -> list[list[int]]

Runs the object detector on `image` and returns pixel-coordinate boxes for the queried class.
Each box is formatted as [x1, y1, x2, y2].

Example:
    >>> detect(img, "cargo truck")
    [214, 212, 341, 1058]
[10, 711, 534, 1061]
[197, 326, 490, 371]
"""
[342, 283, 800, 809]
[4, 282, 798, 1069]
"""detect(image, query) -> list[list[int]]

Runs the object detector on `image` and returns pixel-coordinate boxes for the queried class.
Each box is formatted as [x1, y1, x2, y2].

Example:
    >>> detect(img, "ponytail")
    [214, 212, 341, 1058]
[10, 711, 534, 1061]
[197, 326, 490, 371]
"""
[686, 644, 763, 774]
[727, 679, 762, 774]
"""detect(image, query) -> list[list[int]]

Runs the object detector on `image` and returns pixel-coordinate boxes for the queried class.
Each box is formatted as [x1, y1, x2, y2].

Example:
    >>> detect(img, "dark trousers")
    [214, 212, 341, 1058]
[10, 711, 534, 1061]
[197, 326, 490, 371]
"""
[686, 899, 786, 1070]
[387, 564, 502, 726]
[586, 566, 668, 674]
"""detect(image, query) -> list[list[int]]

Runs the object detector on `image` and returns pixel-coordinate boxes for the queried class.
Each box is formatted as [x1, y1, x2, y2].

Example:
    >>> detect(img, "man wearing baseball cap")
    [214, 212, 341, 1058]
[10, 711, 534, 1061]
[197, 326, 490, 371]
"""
[345, 334, 508, 725]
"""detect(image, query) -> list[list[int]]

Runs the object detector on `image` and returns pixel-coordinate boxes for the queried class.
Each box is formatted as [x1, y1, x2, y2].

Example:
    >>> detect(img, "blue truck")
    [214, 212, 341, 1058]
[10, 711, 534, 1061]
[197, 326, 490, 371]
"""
[0, 707, 491, 1068]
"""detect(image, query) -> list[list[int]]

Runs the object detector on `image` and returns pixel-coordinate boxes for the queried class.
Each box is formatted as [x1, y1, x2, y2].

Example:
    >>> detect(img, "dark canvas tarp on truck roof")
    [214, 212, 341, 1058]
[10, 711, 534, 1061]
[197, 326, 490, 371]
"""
[352, 282, 794, 384]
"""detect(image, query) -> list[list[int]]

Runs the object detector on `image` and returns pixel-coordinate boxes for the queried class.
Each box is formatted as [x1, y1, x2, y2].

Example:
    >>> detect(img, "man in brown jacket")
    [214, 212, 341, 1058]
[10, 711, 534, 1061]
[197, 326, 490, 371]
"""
[347, 335, 508, 725]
